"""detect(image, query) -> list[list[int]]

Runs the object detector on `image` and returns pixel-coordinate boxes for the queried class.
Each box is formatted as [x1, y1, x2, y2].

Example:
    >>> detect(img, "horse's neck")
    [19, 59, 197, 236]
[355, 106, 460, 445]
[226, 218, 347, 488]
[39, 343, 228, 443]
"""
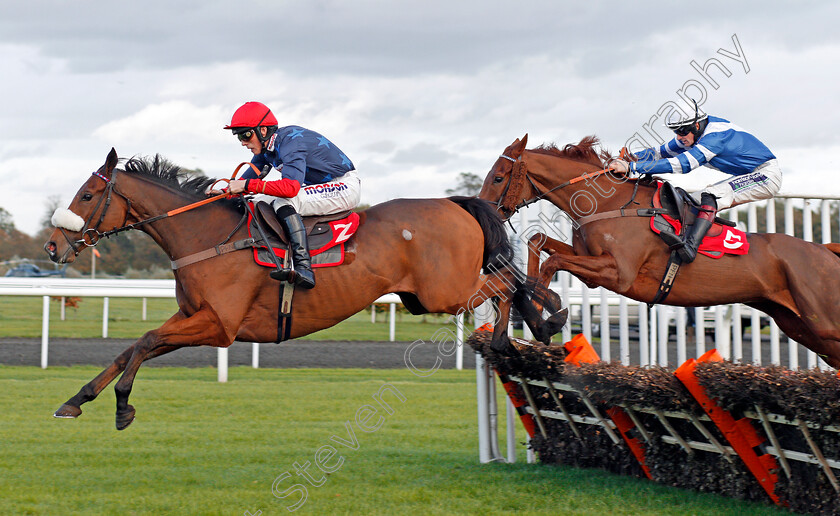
[122, 177, 244, 259]
[546, 173, 647, 219]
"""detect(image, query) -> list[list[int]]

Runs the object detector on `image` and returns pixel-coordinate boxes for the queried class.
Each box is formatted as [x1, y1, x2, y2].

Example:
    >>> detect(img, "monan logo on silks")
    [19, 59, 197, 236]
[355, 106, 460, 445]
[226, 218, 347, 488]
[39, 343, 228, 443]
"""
[304, 182, 348, 196]
[266, 133, 277, 152]
[723, 229, 744, 249]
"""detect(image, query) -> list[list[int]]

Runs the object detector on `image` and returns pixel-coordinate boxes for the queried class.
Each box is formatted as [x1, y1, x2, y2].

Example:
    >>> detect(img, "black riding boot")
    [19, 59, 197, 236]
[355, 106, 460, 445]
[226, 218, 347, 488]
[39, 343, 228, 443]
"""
[677, 192, 717, 264]
[269, 206, 316, 289]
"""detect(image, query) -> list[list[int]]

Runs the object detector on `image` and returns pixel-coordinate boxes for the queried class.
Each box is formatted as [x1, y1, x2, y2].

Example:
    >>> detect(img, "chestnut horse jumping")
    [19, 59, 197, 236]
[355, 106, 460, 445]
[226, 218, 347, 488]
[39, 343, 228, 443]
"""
[479, 135, 840, 368]
[45, 149, 556, 429]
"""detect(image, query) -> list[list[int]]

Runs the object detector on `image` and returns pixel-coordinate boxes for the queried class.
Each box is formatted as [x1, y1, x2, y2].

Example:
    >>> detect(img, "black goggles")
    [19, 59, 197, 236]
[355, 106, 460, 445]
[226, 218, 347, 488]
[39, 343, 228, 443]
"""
[235, 129, 255, 142]
[673, 124, 694, 137]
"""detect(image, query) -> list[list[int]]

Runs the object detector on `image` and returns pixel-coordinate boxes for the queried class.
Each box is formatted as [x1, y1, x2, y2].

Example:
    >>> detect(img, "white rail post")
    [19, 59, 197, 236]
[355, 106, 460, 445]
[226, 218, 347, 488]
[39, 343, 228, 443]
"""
[820, 200, 833, 371]
[455, 312, 464, 370]
[822, 200, 832, 245]
[676, 307, 686, 366]
[803, 200, 817, 369]
[581, 285, 591, 343]
[102, 296, 109, 339]
[561, 273, 571, 344]
[638, 301, 649, 366]
[784, 198, 798, 369]
[751, 307, 762, 365]
[695, 307, 705, 358]
[657, 305, 669, 367]
[389, 302, 396, 342]
[41, 295, 50, 369]
[619, 297, 629, 366]
[252, 342, 259, 369]
[649, 305, 657, 366]
[217, 347, 228, 383]
[600, 288, 610, 360]
[142, 298, 147, 321]
[766, 199, 779, 365]
[732, 304, 742, 363]
[715, 306, 730, 360]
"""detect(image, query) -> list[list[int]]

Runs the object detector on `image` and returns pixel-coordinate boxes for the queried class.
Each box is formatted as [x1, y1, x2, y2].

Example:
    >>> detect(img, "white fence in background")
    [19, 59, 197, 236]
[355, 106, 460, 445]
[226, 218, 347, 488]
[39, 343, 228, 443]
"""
[0, 278, 423, 377]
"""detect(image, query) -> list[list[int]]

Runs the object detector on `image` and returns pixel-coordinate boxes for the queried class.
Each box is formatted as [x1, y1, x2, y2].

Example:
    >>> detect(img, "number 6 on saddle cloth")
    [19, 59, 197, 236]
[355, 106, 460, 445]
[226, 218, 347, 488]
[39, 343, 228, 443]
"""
[248, 201, 360, 269]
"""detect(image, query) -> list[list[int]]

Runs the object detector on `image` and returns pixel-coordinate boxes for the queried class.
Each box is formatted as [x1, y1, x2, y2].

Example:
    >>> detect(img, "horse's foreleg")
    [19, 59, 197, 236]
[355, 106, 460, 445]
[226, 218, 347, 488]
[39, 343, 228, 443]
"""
[489, 297, 514, 353]
[54, 312, 189, 419]
[527, 233, 576, 279]
[112, 306, 232, 430]
[526, 234, 578, 307]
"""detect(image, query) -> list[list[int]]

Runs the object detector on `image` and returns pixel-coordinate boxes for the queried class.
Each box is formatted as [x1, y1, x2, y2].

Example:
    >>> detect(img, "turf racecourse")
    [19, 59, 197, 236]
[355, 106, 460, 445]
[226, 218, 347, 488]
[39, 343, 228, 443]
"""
[0, 367, 788, 515]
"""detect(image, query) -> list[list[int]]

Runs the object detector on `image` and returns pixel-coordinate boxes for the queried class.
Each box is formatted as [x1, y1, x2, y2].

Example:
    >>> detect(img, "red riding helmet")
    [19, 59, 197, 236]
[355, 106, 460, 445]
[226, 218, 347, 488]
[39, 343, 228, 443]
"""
[224, 102, 279, 130]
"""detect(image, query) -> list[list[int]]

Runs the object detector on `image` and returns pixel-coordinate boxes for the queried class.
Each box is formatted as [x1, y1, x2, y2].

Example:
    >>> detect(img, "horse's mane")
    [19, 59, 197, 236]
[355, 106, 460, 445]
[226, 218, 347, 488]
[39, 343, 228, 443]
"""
[122, 155, 244, 211]
[531, 135, 612, 167]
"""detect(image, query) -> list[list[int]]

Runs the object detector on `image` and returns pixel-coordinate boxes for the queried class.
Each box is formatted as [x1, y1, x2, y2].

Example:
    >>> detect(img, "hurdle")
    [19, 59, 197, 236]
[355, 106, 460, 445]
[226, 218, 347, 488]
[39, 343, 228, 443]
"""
[471, 329, 840, 513]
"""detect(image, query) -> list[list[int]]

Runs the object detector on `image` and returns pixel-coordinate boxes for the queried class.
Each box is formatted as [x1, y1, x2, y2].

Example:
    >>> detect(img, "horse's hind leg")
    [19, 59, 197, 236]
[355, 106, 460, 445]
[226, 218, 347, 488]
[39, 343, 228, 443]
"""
[113, 306, 231, 430]
[54, 312, 189, 419]
[748, 301, 840, 369]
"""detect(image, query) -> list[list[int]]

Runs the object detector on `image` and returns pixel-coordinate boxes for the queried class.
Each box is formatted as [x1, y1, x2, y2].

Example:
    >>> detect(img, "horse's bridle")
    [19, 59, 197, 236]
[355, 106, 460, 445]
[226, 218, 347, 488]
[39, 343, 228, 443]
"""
[55, 166, 238, 262]
[55, 169, 133, 260]
[494, 153, 618, 219]
[495, 154, 547, 217]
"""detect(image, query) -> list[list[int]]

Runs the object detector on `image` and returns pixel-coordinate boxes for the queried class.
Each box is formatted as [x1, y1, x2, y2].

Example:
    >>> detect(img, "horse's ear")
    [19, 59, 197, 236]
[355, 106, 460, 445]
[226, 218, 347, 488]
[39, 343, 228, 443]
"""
[104, 148, 118, 177]
[509, 134, 528, 159]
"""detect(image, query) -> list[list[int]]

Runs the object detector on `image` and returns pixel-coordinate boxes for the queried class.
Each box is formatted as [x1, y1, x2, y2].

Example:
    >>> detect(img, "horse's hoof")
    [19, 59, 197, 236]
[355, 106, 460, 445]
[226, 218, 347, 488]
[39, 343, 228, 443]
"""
[490, 336, 518, 355]
[115, 405, 136, 430]
[545, 307, 569, 333]
[54, 404, 82, 419]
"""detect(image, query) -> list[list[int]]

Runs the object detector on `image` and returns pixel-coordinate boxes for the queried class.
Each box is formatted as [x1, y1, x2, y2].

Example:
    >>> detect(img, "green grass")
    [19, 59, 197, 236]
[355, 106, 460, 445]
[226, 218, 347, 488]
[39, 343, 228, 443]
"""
[0, 296, 478, 341]
[0, 366, 787, 515]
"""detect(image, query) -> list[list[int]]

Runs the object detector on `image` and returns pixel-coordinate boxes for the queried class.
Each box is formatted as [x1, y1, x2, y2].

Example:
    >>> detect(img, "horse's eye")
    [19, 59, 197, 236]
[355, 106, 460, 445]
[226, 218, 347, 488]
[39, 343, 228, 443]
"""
[493, 176, 504, 184]
[81, 193, 93, 201]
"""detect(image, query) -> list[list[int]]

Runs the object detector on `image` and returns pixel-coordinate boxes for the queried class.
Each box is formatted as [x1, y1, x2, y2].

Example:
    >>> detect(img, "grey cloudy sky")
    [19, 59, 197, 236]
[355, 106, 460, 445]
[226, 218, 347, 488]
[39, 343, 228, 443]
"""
[2, 0, 840, 235]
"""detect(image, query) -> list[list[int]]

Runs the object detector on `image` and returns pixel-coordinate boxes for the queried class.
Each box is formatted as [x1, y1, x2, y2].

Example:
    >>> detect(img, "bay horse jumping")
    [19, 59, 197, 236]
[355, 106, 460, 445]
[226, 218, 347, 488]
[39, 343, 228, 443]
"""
[479, 134, 840, 368]
[45, 149, 559, 429]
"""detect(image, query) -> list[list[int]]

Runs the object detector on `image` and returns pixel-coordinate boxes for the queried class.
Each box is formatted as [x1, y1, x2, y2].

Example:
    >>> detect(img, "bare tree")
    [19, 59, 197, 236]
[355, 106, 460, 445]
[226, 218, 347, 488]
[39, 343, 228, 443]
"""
[40, 195, 63, 231]
[0, 207, 14, 233]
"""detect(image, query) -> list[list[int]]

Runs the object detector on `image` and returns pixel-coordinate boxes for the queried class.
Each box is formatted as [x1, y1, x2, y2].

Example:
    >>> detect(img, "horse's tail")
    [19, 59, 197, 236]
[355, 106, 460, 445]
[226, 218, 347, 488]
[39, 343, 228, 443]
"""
[450, 196, 566, 343]
[448, 196, 514, 273]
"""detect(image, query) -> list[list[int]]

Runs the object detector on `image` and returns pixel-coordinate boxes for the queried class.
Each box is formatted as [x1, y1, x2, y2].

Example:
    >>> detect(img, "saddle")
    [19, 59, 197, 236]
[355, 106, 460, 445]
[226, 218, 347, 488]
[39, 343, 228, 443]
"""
[650, 182, 748, 259]
[248, 201, 360, 268]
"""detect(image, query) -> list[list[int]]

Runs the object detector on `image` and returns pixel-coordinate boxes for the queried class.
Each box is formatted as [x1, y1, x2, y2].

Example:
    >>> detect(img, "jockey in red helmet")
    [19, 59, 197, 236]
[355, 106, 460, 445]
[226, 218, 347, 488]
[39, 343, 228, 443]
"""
[216, 101, 361, 288]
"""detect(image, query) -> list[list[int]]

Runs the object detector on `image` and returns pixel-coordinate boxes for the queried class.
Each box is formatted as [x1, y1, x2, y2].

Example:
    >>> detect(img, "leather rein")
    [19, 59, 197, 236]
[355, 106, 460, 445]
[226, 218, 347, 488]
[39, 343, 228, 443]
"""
[495, 153, 617, 215]
[55, 163, 261, 266]
[494, 154, 660, 225]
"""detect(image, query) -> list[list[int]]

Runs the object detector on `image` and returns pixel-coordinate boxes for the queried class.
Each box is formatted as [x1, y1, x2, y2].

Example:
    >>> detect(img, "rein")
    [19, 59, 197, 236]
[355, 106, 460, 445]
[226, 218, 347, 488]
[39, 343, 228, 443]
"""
[496, 153, 665, 226]
[57, 162, 262, 262]
[497, 153, 616, 213]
